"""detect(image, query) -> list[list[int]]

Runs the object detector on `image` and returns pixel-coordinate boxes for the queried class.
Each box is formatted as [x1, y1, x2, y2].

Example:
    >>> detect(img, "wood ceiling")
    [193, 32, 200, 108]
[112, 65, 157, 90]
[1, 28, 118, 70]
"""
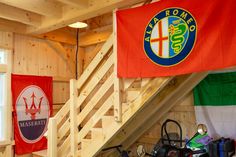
[0, 0, 145, 35]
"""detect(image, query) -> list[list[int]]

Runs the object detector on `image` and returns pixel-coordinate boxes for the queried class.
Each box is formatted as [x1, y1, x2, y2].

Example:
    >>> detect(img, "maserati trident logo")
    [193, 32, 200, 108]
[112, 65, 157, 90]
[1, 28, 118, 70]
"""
[16, 85, 50, 143]
[23, 92, 43, 120]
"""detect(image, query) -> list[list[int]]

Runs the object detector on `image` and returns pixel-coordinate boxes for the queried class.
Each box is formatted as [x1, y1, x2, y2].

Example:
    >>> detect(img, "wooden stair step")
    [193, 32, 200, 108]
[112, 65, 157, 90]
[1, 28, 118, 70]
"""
[102, 116, 114, 129]
[126, 90, 140, 103]
[91, 128, 105, 141]
[122, 102, 129, 114]
[32, 149, 47, 157]
[81, 139, 91, 149]
[101, 116, 116, 136]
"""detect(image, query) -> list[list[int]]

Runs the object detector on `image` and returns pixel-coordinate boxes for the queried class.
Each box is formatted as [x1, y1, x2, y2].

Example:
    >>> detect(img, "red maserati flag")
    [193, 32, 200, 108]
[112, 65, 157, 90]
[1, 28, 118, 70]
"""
[12, 74, 52, 154]
[117, 0, 236, 77]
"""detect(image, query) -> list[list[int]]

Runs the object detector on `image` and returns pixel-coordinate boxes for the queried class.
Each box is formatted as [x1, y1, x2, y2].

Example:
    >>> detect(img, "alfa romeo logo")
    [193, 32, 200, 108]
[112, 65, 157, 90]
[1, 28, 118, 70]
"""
[16, 85, 49, 143]
[144, 8, 197, 66]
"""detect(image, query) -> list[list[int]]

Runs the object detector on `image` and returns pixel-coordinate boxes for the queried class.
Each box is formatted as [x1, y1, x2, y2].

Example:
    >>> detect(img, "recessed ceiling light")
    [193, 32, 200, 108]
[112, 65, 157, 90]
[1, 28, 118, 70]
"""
[68, 22, 88, 28]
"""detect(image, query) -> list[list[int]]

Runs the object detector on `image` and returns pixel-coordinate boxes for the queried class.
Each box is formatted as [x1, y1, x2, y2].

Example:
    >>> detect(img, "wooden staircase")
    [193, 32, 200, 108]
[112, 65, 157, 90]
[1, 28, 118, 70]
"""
[33, 34, 208, 157]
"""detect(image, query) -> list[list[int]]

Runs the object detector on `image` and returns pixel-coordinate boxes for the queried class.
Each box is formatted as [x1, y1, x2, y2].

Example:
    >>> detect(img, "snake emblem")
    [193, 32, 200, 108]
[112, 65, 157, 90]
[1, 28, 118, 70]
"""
[169, 23, 187, 54]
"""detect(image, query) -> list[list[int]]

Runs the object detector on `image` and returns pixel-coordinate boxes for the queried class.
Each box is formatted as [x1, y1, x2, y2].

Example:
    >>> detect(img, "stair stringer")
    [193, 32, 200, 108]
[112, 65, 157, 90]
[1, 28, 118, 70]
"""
[104, 72, 209, 157]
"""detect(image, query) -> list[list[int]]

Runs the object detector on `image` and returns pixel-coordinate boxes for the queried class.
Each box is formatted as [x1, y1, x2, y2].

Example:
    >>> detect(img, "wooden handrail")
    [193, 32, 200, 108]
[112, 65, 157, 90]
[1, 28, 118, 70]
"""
[75, 52, 114, 110]
[77, 72, 114, 126]
[58, 135, 70, 155]
[54, 100, 70, 124]
[78, 94, 114, 141]
[44, 100, 70, 138]
[77, 35, 113, 91]
[57, 118, 70, 142]
[47, 34, 116, 157]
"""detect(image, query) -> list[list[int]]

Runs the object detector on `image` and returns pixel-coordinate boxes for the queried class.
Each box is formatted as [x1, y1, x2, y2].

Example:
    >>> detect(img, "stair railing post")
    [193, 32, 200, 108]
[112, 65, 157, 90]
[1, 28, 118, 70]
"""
[48, 117, 57, 157]
[70, 79, 78, 156]
[113, 9, 123, 122]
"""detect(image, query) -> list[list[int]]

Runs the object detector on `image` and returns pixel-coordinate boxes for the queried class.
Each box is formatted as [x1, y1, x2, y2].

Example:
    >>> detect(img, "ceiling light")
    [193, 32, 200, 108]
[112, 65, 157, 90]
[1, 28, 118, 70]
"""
[68, 22, 88, 28]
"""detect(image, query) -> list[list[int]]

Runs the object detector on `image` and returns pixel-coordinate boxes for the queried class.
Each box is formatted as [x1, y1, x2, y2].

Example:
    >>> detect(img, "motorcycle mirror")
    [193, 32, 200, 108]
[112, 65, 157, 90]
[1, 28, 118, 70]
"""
[137, 145, 146, 157]
[197, 124, 207, 135]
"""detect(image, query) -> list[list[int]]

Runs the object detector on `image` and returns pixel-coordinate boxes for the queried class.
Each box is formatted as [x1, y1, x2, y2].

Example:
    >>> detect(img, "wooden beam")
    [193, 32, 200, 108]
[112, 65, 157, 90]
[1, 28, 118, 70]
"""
[0, 0, 62, 17]
[34, 25, 112, 46]
[0, 3, 41, 26]
[79, 26, 112, 47]
[34, 29, 76, 45]
[57, 0, 88, 8]
[27, 0, 145, 34]
[85, 13, 113, 30]
[46, 40, 75, 74]
[0, 18, 26, 33]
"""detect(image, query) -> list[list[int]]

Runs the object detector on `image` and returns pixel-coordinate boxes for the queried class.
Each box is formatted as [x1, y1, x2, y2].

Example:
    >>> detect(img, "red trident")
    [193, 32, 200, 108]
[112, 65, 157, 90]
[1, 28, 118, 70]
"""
[23, 92, 43, 120]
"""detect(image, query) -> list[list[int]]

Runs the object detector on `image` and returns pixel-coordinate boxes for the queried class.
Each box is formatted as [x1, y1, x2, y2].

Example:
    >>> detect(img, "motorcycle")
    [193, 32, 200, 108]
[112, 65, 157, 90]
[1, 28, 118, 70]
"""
[101, 119, 210, 157]
[137, 119, 209, 157]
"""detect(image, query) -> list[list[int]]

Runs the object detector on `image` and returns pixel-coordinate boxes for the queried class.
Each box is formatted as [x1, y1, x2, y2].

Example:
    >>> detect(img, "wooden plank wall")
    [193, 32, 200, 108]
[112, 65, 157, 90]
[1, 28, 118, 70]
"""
[13, 34, 74, 115]
[0, 30, 75, 157]
[0, 31, 13, 49]
[81, 13, 112, 70]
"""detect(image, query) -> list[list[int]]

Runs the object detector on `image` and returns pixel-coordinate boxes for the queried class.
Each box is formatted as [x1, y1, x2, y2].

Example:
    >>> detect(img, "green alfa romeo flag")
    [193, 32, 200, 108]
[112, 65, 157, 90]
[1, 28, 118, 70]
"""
[194, 72, 236, 139]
